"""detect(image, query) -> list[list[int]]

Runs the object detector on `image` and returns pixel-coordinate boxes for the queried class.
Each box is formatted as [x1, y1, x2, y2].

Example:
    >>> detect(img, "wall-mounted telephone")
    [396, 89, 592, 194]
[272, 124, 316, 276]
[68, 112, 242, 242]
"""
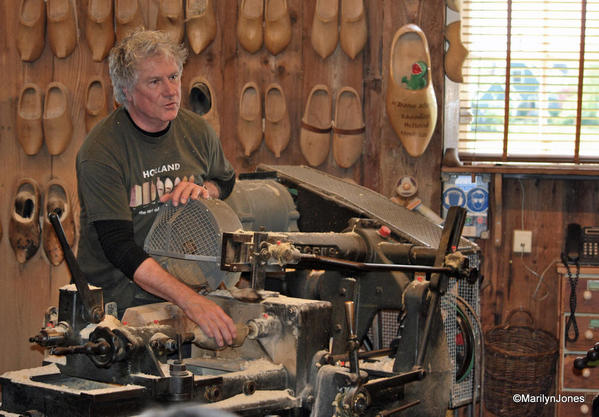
[563, 223, 599, 266]
[563, 223, 582, 264]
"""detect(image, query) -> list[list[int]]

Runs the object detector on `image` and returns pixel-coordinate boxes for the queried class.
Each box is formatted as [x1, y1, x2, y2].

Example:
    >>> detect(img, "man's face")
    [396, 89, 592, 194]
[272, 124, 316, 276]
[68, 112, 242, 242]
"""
[124, 54, 182, 132]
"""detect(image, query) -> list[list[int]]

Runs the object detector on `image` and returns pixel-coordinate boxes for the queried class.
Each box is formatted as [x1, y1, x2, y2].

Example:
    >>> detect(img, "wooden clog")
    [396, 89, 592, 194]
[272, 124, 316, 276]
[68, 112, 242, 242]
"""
[444, 21, 468, 83]
[16, 83, 44, 156]
[86, 0, 115, 62]
[17, 0, 46, 62]
[186, 0, 217, 54]
[9, 178, 42, 264]
[43, 81, 72, 156]
[300, 84, 333, 166]
[264, 0, 292, 55]
[115, 0, 145, 42]
[189, 76, 221, 137]
[43, 179, 75, 266]
[446, 0, 462, 12]
[340, 0, 367, 59]
[47, 0, 78, 58]
[386, 24, 437, 157]
[333, 86, 364, 168]
[264, 83, 290, 158]
[157, 0, 185, 44]
[237, 82, 263, 157]
[311, 0, 338, 59]
[85, 77, 108, 133]
[237, 0, 263, 53]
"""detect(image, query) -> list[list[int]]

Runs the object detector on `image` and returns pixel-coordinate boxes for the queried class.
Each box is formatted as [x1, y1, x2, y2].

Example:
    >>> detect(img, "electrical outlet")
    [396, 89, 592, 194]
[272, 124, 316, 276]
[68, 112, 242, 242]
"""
[513, 230, 532, 253]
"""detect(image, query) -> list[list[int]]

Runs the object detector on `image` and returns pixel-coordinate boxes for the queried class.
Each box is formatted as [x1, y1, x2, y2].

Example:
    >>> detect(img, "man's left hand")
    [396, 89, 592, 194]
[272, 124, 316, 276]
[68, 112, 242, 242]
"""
[160, 180, 218, 206]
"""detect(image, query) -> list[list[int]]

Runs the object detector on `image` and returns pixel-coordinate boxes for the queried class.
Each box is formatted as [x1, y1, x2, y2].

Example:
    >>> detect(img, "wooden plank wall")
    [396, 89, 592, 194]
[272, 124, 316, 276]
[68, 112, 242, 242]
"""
[480, 178, 599, 334]
[0, 0, 445, 374]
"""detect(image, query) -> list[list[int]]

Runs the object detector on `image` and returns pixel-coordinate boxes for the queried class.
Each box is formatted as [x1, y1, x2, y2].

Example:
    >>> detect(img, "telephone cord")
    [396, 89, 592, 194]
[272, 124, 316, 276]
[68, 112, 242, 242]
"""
[564, 260, 580, 343]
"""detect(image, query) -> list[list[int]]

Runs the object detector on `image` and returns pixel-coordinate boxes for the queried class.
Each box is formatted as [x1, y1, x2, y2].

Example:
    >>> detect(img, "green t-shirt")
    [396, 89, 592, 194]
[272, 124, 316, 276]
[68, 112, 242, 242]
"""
[76, 107, 235, 311]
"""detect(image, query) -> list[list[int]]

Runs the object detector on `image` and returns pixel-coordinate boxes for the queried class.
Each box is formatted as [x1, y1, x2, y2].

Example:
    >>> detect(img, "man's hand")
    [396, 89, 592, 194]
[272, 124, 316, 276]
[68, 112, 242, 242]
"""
[179, 294, 237, 347]
[160, 180, 219, 206]
[134, 258, 237, 346]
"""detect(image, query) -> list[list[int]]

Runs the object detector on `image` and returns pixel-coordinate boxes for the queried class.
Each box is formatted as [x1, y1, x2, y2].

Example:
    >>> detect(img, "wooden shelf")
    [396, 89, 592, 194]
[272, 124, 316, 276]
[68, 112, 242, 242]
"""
[442, 164, 599, 177]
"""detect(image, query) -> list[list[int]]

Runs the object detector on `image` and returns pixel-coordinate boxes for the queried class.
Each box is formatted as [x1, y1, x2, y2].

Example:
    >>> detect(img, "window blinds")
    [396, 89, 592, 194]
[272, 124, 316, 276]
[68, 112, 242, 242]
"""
[458, 0, 599, 163]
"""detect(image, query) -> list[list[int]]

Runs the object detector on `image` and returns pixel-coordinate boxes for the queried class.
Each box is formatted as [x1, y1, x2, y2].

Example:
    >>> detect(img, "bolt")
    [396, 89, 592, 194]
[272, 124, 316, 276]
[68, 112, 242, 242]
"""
[376, 287, 383, 294]
[243, 380, 256, 395]
[339, 287, 347, 296]
[335, 324, 343, 333]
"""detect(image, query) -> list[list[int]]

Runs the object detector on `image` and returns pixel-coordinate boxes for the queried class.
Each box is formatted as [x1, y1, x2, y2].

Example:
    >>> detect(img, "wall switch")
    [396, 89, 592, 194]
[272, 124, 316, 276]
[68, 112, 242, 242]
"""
[513, 230, 532, 253]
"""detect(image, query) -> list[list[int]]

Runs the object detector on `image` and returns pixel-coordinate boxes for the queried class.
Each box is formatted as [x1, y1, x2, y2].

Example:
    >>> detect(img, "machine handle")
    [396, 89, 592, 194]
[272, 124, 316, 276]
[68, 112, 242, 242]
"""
[48, 212, 104, 323]
[344, 301, 360, 376]
[345, 301, 357, 339]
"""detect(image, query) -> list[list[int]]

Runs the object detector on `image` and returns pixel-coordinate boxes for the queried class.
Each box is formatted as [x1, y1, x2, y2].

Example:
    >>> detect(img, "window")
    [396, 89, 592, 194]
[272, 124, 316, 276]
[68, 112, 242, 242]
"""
[457, 0, 599, 164]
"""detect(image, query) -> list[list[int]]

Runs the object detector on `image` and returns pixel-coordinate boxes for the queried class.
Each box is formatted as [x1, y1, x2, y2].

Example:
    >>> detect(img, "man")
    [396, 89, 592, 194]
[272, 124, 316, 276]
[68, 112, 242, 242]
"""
[76, 29, 236, 347]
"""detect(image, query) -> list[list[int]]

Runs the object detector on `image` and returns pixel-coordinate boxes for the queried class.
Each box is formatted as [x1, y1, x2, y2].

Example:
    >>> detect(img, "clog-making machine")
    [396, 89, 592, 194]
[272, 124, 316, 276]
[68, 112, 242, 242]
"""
[0, 165, 481, 417]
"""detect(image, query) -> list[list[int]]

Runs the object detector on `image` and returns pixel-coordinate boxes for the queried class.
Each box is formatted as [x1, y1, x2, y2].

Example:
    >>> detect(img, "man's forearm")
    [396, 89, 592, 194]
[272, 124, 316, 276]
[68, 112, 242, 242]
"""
[133, 257, 198, 305]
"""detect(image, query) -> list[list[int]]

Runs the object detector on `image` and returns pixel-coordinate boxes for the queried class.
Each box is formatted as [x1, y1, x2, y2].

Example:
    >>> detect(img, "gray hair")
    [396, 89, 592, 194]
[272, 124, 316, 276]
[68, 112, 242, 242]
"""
[108, 29, 188, 106]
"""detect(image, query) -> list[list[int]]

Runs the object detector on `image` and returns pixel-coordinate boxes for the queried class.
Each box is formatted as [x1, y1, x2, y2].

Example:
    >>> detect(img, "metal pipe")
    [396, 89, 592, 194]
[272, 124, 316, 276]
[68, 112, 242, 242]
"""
[298, 254, 460, 276]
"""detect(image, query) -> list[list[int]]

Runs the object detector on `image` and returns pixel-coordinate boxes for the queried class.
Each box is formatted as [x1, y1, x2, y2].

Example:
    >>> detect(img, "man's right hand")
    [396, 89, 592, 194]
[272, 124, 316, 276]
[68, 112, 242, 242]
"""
[178, 293, 237, 347]
[133, 258, 236, 346]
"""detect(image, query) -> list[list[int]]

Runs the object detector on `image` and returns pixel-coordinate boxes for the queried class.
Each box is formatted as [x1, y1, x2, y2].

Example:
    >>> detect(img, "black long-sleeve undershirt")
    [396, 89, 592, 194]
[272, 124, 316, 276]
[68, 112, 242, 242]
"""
[211, 176, 235, 200]
[94, 220, 149, 280]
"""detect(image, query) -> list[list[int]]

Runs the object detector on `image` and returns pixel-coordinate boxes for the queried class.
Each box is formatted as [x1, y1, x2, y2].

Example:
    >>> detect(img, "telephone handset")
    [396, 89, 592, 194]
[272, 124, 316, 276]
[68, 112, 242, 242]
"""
[563, 223, 583, 264]
[563, 223, 581, 343]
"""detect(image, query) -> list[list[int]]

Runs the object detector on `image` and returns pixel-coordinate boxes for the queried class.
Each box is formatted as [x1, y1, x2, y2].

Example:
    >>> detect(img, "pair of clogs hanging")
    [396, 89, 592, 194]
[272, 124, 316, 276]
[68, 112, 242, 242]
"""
[300, 85, 365, 168]
[237, 82, 291, 158]
[9, 178, 76, 266]
[311, 0, 367, 60]
[17, 0, 78, 61]
[237, 0, 291, 55]
[17, 82, 73, 156]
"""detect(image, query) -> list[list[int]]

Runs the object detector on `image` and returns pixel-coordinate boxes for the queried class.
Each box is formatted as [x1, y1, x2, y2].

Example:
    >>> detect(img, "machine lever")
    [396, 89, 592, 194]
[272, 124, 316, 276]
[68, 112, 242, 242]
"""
[48, 212, 104, 324]
[415, 206, 467, 368]
[344, 301, 360, 376]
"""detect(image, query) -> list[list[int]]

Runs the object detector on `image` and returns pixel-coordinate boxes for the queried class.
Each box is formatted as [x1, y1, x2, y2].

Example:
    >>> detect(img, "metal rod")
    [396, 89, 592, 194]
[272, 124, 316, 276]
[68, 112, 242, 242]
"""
[364, 369, 425, 391]
[299, 254, 458, 275]
[327, 347, 395, 364]
[414, 292, 439, 367]
[376, 400, 421, 417]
